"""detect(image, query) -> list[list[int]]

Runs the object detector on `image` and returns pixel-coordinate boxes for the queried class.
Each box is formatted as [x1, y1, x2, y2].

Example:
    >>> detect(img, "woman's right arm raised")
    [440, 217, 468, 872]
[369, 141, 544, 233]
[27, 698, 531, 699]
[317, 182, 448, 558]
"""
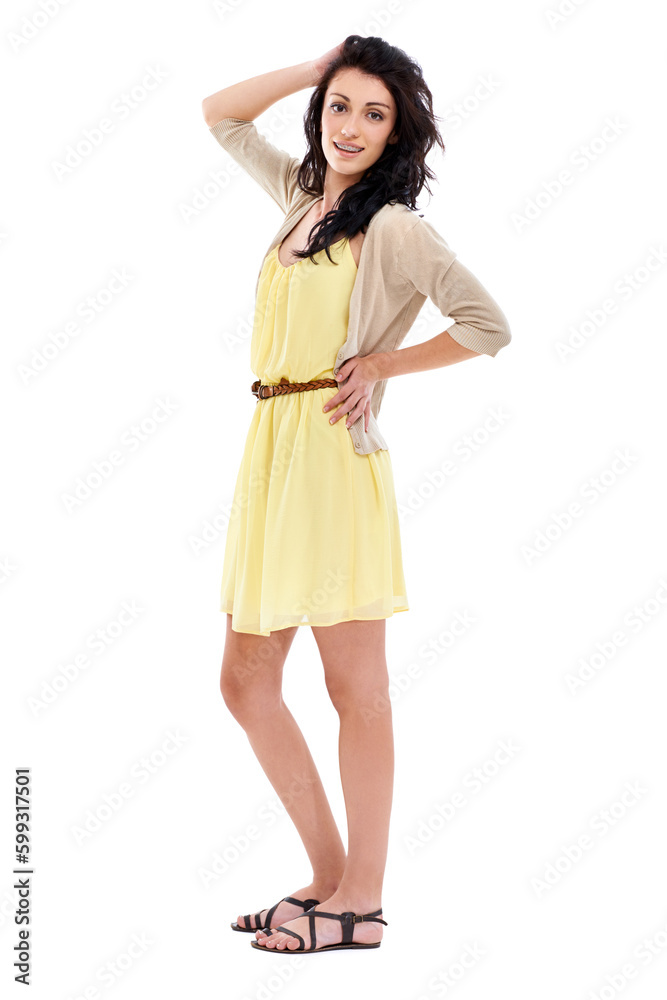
[202, 44, 345, 126]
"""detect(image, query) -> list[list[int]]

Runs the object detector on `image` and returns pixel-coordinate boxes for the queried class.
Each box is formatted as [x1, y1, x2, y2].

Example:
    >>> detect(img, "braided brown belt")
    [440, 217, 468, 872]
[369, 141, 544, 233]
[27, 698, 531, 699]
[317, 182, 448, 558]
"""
[251, 375, 339, 400]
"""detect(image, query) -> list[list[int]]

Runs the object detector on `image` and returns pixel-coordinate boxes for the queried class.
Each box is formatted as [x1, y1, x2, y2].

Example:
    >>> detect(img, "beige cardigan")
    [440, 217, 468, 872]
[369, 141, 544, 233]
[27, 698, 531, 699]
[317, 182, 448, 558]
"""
[209, 117, 511, 455]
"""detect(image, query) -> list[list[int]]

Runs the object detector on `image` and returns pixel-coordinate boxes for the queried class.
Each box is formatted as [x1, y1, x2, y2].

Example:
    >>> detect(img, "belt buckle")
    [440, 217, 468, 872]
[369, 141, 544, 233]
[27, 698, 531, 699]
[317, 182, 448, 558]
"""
[252, 381, 273, 400]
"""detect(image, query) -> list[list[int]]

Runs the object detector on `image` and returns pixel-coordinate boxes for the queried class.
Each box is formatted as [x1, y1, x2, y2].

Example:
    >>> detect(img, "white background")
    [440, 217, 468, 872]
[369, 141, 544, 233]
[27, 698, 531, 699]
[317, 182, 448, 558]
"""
[3, 0, 667, 997]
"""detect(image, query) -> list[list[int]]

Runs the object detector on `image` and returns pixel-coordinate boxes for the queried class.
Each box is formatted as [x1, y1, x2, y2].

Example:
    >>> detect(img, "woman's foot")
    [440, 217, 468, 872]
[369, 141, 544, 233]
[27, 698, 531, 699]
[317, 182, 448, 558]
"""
[235, 880, 338, 931]
[254, 892, 384, 950]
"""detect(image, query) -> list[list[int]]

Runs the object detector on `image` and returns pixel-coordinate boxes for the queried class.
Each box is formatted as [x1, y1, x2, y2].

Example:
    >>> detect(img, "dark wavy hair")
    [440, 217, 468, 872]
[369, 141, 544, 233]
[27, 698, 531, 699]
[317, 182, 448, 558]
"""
[290, 34, 445, 265]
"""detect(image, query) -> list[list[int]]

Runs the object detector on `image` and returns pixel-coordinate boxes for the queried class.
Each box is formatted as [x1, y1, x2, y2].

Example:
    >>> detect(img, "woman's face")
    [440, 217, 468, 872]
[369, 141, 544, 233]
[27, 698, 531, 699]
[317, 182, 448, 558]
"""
[320, 68, 398, 179]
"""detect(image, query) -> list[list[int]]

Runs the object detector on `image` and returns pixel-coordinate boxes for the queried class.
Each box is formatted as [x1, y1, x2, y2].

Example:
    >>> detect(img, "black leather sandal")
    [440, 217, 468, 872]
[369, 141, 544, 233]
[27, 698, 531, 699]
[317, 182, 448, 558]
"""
[231, 895, 320, 933]
[250, 906, 387, 952]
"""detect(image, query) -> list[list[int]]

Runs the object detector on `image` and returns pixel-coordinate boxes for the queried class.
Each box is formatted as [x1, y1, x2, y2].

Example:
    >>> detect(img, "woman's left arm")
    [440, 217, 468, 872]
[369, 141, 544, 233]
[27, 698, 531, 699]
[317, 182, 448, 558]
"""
[371, 251, 511, 379]
[324, 219, 512, 430]
[388, 215, 512, 363]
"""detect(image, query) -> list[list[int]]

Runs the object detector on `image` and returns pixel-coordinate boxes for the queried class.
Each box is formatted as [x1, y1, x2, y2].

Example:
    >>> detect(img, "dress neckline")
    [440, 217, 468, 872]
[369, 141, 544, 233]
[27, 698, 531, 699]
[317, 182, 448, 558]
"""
[273, 236, 356, 272]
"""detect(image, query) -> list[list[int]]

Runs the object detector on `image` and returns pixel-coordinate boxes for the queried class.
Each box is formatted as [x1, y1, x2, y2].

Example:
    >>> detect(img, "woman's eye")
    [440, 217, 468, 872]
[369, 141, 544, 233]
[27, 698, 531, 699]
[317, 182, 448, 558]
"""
[329, 103, 383, 121]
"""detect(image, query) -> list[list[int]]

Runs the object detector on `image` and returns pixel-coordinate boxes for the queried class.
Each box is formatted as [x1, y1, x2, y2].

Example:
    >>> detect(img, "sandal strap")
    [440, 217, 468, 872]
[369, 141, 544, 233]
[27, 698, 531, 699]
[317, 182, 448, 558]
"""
[306, 907, 387, 948]
[262, 901, 281, 928]
[306, 907, 387, 925]
[274, 925, 305, 950]
[283, 896, 320, 911]
[261, 907, 387, 951]
[257, 895, 320, 930]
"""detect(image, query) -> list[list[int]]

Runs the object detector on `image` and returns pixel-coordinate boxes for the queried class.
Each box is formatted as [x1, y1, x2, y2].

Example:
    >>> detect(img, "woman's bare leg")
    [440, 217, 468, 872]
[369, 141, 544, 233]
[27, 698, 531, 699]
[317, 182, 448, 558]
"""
[255, 617, 392, 950]
[220, 613, 346, 929]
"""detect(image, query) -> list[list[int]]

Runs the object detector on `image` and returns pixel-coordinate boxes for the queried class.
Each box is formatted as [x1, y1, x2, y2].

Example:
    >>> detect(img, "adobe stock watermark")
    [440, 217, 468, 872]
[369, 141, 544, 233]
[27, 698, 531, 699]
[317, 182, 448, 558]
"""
[530, 780, 648, 897]
[414, 942, 486, 999]
[361, 610, 477, 724]
[442, 74, 501, 133]
[511, 116, 628, 233]
[7, 0, 72, 52]
[0, 556, 17, 586]
[404, 739, 520, 856]
[188, 437, 306, 555]
[545, 0, 594, 29]
[237, 955, 307, 1000]
[564, 576, 667, 694]
[218, 299, 256, 355]
[27, 600, 145, 717]
[398, 406, 511, 523]
[18, 268, 134, 385]
[198, 773, 318, 888]
[584, 911, 667, 1000]
[221, 613, 313, 683]
[555, 245, 667, 361]
[521, 447, 638, 566]
[399, 297, 456, 352]
[182, 109, 297, 223]
[0, 886, 22, 930]
[52, 66, 168, 179]
[220, 274, 299, 355]
[70, 730, 190, 846]
[60, 396, 179, 513]
[216, 228, 337, 350]
[63, 931, 153, 998]
[350, 0, 426, 38]
[290, 566, 351, 621]
[211, 0, 250, 17]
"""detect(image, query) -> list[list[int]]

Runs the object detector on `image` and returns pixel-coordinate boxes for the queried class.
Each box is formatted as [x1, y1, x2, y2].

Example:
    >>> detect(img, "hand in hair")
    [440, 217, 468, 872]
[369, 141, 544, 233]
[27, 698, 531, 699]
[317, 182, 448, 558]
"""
[308, 40, 346, 86]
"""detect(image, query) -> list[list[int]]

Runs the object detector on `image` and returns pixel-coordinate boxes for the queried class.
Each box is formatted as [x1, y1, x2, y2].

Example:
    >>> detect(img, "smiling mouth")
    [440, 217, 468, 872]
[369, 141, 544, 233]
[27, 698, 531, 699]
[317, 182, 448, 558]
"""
[334, 140, 364, 152]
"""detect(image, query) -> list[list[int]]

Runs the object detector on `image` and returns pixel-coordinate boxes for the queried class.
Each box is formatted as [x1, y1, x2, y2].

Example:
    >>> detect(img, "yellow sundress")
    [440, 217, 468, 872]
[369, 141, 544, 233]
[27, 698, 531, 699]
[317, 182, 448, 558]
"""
[220, 234, 409, 636]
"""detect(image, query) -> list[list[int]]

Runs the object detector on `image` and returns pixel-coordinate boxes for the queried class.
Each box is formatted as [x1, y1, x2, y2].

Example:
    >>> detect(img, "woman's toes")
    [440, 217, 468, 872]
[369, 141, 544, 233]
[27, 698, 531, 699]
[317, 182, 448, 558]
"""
[261, 931, 285, 949]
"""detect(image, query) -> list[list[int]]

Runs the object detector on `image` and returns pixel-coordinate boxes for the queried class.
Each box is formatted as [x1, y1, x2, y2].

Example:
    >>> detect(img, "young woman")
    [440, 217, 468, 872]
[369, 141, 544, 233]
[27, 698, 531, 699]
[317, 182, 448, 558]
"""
[202, 35, 511, 955]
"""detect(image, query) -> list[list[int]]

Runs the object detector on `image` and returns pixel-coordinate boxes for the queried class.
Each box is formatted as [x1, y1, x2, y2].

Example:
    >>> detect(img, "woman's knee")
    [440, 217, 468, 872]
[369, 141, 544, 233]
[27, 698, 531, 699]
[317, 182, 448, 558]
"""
[219, 656, 281, 719]
[219, 621, 297, 720]
[313, 618, 389, 713]
[324, 659, 390, 715]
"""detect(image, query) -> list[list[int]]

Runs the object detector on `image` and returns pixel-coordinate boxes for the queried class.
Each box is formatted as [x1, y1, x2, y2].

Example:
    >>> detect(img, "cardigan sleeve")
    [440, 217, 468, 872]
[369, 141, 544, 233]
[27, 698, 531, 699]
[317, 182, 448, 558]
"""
[208, 117, 302, 214]
[395, 216, 512, 358]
